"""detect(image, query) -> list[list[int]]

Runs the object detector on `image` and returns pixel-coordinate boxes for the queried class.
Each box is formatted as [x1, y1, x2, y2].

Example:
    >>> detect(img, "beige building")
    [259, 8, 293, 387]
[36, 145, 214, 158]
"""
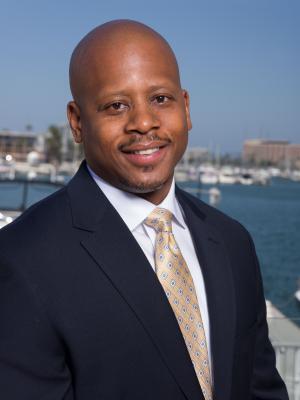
[0, 130, 45, 161]
[243, 139, 300, 167]
[287, 144, 300, 168]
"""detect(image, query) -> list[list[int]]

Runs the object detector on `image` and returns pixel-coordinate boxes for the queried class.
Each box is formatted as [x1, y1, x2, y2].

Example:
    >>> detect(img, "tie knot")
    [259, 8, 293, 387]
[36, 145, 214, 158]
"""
[145, 207, 173, 233]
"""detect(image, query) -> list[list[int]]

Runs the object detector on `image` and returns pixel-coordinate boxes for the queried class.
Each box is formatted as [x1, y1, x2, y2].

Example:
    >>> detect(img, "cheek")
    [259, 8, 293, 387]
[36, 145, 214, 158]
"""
[175, 137, 188, 162]
[161, 108, 189, 133]
[84, 123, 117, 153]
[172, 129, 188, 161]
[167, 117, 189, 142]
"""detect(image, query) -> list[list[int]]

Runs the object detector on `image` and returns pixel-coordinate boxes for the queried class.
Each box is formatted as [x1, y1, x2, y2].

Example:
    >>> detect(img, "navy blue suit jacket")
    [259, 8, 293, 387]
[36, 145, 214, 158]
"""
[0, 161, 288, 399]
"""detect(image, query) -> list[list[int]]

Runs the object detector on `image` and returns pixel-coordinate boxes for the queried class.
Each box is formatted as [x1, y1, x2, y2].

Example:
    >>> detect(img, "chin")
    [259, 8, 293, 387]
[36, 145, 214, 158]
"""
[118, 177, 167, 195]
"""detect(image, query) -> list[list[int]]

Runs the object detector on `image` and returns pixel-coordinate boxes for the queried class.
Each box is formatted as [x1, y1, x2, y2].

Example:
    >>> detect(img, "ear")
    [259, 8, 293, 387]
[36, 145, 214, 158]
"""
[182, 89, 192, 131]
[67, 101, 83, 143]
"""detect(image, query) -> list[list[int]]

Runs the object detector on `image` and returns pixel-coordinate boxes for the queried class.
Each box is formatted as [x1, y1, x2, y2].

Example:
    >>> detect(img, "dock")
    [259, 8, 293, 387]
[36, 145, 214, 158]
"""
[267, 300, 300, 399]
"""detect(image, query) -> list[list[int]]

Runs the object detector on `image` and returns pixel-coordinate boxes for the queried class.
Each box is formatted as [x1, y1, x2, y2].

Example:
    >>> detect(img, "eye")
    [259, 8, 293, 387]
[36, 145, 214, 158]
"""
[97, 101, 128, 114]
[101, 101, 129, 114]
[109, 102, 126, 110]
[155, 95, 169, 104]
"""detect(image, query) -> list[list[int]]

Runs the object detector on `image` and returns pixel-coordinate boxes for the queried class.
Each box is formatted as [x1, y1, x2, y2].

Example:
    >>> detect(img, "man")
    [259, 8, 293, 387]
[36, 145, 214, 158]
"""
[0, 20, 288, 400]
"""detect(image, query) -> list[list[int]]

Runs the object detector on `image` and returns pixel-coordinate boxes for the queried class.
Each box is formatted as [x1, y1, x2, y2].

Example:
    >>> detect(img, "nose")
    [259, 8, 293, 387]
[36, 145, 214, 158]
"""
[125, 102, 160, 134]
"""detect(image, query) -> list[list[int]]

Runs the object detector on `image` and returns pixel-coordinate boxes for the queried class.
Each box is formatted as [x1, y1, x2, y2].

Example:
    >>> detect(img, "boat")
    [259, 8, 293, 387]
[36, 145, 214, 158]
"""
[0, 155, 15, 180]
[0, 212, 15, 229]
[290, 170, 300, 182]
[197, 165, 219, 185]
[208, 187, 221, 206]
[238, 173, 254, 185]
[217, 166, 237, 184]
[200, 172, 218, 185]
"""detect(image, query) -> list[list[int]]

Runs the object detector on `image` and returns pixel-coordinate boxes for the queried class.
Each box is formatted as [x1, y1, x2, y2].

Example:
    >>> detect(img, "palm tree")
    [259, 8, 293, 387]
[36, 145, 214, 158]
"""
[46, 125, 62, 166]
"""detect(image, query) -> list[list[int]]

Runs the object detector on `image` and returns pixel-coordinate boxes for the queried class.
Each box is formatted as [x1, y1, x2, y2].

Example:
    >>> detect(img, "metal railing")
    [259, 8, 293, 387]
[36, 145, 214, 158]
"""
[272, 343, 300, 400]
[268, 312, 300, 400]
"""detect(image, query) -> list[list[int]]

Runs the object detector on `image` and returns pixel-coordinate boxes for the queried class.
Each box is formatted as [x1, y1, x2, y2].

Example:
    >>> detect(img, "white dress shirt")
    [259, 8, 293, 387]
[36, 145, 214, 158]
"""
[87, 165, 213, 376]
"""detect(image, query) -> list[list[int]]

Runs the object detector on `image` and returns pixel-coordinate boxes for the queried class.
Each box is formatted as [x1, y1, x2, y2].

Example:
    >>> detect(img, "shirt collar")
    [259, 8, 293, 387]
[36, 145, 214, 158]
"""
[87, 164, 186, 232]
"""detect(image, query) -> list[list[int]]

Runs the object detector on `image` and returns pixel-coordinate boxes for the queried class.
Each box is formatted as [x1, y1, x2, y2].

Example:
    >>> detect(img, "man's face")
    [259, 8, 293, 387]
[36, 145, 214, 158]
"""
[68, 39, 191, 203]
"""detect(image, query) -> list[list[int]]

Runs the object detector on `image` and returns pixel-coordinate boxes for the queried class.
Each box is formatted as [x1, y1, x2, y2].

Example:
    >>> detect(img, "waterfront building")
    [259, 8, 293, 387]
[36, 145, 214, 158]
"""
[0, 129, 45, 161]
[243, 139, 300, 167]
[287, 144, 300, 169]
[0, 125, 83, 165]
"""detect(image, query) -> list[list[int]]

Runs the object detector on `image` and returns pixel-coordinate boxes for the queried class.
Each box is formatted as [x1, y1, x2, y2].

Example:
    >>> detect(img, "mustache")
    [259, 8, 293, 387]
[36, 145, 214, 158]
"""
[120, 133, 170, 149]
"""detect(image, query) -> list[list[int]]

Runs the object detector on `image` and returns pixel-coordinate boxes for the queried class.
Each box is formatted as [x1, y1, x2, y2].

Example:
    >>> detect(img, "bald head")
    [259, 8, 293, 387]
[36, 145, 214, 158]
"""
[69, 20, 181, 103]
[67, 19, 191, 203]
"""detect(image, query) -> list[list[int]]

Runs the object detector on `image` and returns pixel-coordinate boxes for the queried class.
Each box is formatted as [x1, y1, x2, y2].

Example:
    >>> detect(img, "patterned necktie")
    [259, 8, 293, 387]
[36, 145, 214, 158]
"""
[145, 207, 213, 400]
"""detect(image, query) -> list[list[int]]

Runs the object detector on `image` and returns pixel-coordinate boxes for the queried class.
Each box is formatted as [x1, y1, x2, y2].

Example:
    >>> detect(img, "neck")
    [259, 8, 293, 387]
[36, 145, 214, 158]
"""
[135, 180, 173, 205]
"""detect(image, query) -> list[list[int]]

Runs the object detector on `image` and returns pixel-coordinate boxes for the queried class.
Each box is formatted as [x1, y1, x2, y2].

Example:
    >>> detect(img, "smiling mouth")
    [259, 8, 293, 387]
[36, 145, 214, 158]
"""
[120, 143, 169, 166]
[121, 140, 169, 154]
[130, 147, 160, 155]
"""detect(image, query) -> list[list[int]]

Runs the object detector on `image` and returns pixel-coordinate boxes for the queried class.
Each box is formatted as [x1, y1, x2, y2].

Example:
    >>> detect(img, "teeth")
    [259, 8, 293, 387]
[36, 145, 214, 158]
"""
[133, 147, 159, 155]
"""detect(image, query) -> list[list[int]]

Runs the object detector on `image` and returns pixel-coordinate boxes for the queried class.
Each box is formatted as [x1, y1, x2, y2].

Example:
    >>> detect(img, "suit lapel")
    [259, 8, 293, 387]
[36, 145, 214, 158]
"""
[67, 163, 204, 400]
[176, 188, 236, 400]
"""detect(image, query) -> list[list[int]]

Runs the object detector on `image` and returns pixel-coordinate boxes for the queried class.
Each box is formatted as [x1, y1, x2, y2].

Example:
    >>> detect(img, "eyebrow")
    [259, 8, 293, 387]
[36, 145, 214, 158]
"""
[98, 84, 177, 98]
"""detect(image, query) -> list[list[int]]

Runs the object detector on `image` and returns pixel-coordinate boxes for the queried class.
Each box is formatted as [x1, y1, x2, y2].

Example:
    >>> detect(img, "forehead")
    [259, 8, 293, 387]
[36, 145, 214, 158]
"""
[72, 34, 181, 100]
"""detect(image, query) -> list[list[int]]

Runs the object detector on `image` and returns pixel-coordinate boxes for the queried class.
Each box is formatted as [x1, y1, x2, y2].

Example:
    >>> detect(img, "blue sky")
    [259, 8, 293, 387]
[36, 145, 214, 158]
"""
[0, 0, 299, 153]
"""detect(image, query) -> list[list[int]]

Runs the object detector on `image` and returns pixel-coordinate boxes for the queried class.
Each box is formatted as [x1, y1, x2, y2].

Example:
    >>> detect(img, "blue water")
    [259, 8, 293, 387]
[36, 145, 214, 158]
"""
[179, 178, 300, 325]
[1, 178, 299, 325]
[0, 181, 62, 210]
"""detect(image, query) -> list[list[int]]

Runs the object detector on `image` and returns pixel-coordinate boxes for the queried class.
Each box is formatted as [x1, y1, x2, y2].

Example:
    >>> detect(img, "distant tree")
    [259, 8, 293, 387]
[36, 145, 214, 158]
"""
[76, 142, 85, 161]
[258, 159, 273, 167]
[219, 153, 242, 166]
[66, 138, 75, 162]
[66, 137, 85, 162]
[46, 125, 62, 166]
[25, 124, 33, 132]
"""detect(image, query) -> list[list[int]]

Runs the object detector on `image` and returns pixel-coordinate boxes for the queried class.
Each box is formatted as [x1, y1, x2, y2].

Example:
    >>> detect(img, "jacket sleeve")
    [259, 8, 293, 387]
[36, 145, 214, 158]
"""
[248, 234, 289, 400]
[0, 255, 74, 399]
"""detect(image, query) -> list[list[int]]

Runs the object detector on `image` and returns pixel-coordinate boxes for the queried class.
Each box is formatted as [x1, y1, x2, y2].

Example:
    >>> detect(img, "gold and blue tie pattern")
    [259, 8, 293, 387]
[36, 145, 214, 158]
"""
[145, 208, 213, 400]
